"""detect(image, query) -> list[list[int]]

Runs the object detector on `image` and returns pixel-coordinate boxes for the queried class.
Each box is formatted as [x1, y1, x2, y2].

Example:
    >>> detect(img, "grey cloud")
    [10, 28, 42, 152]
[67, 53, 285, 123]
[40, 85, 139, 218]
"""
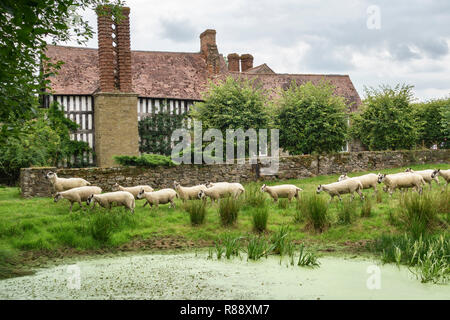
[159, 18, 198, 43]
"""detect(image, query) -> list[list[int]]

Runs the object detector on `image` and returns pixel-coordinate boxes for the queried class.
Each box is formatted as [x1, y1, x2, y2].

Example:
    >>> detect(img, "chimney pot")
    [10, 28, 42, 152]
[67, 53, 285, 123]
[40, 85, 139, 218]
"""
[200, 29, 216, 57]
[227, 53, 240, 72]
[240, 54, 254, 72]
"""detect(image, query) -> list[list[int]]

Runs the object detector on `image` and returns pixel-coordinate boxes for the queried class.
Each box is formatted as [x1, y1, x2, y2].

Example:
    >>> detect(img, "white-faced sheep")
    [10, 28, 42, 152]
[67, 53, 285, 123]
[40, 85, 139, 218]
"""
[206, 181, 245, 197]
[316, 179, 364, 202]
[431, 169, 450, 189]
[405, 168, 439, 189]
[173, 181, 207, 202]
[137, 188, 178, 209]
[338, 173, 379, 195]
[199, 182, 245, 202]
[112, 183, 154, 199]
[260, 184, 302, 202]
[86, 191, 135, 213]
[377, 173, 425, 196]
[45, 171, 90, 193]
[54, 186, 102, 212]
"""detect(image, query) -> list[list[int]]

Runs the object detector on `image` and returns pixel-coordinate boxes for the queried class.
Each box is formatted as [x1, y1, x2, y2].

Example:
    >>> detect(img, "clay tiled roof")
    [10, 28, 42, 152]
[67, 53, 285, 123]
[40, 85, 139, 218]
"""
[245, 63, 275, 74]
[45, 45, 361, 109]
[217, 72, 362, 111]
[45, 45, 216, 100]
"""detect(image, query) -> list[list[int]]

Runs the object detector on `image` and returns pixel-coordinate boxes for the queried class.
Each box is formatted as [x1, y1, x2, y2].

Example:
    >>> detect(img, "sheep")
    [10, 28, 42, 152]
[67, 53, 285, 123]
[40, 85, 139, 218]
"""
[377, 173, 425, 196]
[45, 171, 90, 193]
[86, 191, 135, 213]
[173, 181, 207, 202]
[260, 184, 302, 202]
[198, 184, 235, 202]
[338, 173, 379, 195]
[199, 182, 245, 202]
[405, 168, 440, 190]
[112, 183, 154, 199]
[228, 183, 245, 198]
[206, 182, 245, 196]
[431, 169, 450, 189]
[54, 186, 102, 212]
[137, 188, 178, 209]
[316, 179, 364, 202]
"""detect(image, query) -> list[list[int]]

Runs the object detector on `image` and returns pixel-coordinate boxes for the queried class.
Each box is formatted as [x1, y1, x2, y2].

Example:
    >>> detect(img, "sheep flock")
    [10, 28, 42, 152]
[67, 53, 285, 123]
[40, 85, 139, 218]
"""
[46, 167, 448, 213]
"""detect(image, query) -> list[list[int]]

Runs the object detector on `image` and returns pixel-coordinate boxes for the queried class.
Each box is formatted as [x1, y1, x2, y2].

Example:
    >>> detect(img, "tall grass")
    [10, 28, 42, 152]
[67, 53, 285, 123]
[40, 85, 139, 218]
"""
[297, 194, 330, 232]
[244, 183, 266, 208]
[246, 236, 274, 261]
[360, 198, 373, 218]
[222, 234, 242, 259]
[0, 247, 33, 279]
[184, 200, 207, 226]
[87, 209, 136, 245]
[218, 197, 240, 226]
[277, 199, 289, 210]
[371, 233, 449, 284]
[297, 244, 320, 268]
[252, 207, 269, 233]
[337, 198, 357, 225]
[271, 225, 290, 255]
[399, 192, 439, 238]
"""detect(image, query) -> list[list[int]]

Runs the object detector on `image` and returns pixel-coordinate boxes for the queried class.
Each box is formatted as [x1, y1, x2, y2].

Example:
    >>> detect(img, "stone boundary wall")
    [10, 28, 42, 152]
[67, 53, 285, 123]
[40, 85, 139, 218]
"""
[20, 149, 450, 198]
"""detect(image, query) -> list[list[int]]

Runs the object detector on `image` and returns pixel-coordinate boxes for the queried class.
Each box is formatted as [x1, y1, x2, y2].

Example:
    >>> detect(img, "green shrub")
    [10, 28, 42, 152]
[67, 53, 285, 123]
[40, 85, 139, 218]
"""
[218, 197, 240, 226]
[138, 106, 187, 156]
[252, 207, 269, 233]
[276, 80, 348, 155]
[184, 200, 207, 226]
[297, 194, 330, 232]
[114, 154, 176, 167]
[350, 84, 418, 151]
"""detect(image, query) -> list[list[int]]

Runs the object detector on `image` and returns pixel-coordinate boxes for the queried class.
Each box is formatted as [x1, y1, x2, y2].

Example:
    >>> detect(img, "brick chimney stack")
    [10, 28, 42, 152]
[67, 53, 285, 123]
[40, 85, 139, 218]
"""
[96, 6, 133, 92]
[200, 29, 220, 75]
[227, 53, 240, 72]
[240, 54, 254, 72]
[94, 6, 139, 167]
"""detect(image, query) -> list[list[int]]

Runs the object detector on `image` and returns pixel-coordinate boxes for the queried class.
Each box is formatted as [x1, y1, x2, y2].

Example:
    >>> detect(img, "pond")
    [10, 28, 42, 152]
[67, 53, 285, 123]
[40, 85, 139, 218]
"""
[0, 251, 448, 299]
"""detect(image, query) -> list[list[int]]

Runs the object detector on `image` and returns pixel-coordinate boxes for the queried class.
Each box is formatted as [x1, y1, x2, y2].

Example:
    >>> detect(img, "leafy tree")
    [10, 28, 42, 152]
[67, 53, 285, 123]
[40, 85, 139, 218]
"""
[0, 0, 123, 136]
[191, 77, 271, 132]
[0, 0, 121, 180]
[0, 102, 92, 182]
[275, 80, 348, 155]
[413, 98, 450, 149]
[190, 77, 272, 161]
[138, 104, 187, 156]
[442, 103, 450, 148]
[350, 84, 418, 151]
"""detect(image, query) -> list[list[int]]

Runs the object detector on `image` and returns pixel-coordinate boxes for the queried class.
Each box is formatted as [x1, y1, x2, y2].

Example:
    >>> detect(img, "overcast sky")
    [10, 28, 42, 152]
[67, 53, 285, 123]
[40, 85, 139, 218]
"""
[65, 0, 450, 102]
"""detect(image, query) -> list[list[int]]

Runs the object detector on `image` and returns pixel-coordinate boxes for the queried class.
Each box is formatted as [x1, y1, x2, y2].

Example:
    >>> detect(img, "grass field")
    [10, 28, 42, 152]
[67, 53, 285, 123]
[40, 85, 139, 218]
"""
[0, 162, 449, 279]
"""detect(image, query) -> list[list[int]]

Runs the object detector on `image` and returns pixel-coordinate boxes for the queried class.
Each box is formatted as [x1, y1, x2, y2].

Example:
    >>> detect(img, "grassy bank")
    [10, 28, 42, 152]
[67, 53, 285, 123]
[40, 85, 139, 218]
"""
[0, 163, 448, 280]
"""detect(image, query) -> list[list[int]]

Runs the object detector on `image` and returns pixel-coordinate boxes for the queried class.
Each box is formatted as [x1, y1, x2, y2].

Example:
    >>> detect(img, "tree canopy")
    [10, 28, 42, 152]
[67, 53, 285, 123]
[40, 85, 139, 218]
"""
[275, 80, 349, 155]
[350, 84, 419, 151]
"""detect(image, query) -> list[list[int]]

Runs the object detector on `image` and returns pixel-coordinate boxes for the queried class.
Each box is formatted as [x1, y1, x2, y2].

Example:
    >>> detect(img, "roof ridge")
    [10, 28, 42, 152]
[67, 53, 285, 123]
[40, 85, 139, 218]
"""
[232, 71, 350, 77]
[47, 44, 203, 56]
